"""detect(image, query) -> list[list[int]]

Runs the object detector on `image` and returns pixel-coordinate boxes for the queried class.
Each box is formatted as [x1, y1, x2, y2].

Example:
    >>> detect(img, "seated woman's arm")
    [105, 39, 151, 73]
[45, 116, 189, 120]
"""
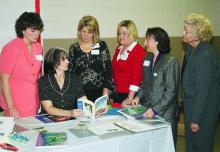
[41, 100, 84, 117]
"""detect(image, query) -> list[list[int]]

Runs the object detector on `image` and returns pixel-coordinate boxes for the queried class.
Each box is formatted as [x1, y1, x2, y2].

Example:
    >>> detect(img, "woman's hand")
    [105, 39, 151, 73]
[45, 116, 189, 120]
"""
[71, 109, 84, 117]
[143, 108, 154, 119]
[190, 123, 200, 133]
[8, 107, 19, 119]
[121, 98, 132, 108]
[132, 96, 139, 106]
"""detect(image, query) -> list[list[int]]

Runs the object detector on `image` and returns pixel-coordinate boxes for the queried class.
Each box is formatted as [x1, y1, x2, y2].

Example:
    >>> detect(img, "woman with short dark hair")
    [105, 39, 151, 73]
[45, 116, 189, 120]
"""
[0, 12, 44, 118]
[38, 47, 86, 117]
[132, 27, 180, 147]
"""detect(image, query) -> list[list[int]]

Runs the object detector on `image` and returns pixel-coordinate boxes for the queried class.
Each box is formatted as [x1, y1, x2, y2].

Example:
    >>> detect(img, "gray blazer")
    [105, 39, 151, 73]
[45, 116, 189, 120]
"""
[182, 42, 220, 124]
[138, 53, 180, 121]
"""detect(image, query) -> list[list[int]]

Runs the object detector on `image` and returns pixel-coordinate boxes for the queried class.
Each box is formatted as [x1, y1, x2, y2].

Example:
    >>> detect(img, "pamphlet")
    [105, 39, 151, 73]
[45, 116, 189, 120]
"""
[36, 132, 67, 147]
[77, 95, 108, 119]
[68, 128, 96, 139]
[35, 115, 76, 123]
[114, 117, 168, 133]
[117, 105, 147, 120]
[0, 116, 14, 135]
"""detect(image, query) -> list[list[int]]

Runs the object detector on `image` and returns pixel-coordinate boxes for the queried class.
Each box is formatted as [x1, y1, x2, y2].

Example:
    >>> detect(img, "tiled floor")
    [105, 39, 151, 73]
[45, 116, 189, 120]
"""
[176, 118, 220, 152]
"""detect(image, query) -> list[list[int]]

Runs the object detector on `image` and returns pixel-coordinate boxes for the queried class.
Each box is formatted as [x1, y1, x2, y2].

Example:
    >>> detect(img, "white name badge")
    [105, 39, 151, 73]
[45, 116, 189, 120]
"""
[92, 43, 100, 49]
[91, 49, 100, 55]
[35, 55, 43, 61]
[143, 60, 150, 67]
[153, 73, 158, 77]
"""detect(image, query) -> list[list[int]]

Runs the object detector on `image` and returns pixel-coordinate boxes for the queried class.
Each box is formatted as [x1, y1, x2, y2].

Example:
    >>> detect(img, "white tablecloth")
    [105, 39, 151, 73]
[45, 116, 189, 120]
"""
[6, 115, 175, 152]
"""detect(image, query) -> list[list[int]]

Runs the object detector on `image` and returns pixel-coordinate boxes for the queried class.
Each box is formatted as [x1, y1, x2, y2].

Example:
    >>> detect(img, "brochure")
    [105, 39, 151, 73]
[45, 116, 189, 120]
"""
[35, 115, 76, 123]
[117, 105, 147, 120]
[77, 95, 108, 119]
[0, 116, 14, 135]
[36, 132, 67, 147]
[114, 117, 168, 133]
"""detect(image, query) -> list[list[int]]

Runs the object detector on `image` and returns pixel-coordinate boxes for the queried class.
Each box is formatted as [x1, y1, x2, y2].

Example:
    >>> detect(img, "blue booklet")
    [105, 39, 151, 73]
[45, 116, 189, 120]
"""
[36, 115, 76, 123]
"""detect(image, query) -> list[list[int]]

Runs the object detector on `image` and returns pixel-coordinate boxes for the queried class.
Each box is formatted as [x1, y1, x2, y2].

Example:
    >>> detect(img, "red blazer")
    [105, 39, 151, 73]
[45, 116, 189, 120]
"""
[112, 42, 146, 93]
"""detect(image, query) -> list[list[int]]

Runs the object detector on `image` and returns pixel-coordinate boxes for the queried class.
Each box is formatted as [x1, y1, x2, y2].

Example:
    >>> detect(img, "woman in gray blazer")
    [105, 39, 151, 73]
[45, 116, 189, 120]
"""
[131, 27, 180, 147]
[182, 13, 220, 152]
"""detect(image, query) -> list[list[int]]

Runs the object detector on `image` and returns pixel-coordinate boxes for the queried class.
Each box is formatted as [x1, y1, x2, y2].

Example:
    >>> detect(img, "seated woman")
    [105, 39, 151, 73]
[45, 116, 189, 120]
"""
[38, 47, 86, 117]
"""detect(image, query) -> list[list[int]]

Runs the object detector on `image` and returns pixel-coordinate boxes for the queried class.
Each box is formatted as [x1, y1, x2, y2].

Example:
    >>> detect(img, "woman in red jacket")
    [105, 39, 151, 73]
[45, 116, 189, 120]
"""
[112, 20, 146, 107]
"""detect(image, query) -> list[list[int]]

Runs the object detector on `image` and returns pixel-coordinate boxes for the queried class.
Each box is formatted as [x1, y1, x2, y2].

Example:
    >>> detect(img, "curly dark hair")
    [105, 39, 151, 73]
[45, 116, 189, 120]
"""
[15, 12, 44, 38]
[146, 27, 170, 53]
[44, 47, 68, 75]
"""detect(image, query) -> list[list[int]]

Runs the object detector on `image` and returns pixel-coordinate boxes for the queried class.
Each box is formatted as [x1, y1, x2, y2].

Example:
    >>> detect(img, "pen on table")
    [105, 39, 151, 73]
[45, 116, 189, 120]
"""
[0, 143, 18, 151]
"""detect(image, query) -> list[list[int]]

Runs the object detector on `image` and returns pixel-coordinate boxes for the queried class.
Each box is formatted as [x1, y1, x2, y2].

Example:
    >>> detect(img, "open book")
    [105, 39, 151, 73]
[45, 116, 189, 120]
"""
[77, 95, 108, 119]
[118, 105, 147, 120]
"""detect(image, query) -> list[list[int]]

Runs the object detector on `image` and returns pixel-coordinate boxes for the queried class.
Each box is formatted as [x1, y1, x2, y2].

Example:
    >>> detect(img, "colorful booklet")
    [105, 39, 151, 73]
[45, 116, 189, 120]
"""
[77, 95, 108, 119]
[35, 115, 76, 123]
[36, 132, 67, 147]
[117, 105, 147, 120]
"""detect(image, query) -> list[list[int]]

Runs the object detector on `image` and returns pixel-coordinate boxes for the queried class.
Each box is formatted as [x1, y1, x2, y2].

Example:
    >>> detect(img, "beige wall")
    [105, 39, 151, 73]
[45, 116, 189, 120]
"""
[41, 0, 220, 40]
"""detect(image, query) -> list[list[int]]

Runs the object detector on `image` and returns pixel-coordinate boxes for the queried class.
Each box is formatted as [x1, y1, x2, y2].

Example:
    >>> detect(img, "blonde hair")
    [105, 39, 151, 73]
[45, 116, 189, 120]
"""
[77, 15, 100, 43]
[184, 13, 213, 42]
[117, 20, 138, 43]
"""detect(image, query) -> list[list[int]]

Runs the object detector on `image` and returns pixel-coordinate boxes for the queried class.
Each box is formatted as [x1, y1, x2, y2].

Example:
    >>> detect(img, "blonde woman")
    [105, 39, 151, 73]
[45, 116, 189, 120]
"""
[69, 15, 113, 102]
[182, 13, 220, 152]
[112, 20, 146, 106]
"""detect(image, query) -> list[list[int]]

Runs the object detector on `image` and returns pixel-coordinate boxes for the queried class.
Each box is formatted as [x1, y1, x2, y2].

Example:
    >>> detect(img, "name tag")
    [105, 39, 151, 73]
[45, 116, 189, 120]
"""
[143, 60, 150, 67]
[35, 55, 43, 61]
[91, 49, 99, 55]
[92, 43, 100, 49]
[121, 51, 129, 60]
[153, 73, 158, 77]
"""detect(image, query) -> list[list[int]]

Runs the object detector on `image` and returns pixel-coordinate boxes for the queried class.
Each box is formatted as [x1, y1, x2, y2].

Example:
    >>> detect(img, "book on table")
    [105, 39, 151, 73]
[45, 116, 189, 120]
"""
[77, 95, 108, 119]
[36, 132, 67, 147]
[117, 105, 147, 120]
[114, 116, 169, 133]
[35, 115, 76, 123]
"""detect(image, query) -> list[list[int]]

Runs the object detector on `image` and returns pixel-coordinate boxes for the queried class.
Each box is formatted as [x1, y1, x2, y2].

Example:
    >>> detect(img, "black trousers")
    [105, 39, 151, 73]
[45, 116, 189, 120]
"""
[111, 92, 128, 104]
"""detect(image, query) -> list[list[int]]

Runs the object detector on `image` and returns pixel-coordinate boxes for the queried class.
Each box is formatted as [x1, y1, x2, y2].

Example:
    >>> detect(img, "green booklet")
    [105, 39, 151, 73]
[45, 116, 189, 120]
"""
[118, 105, 147, 120]
[36, 132, 67, 146]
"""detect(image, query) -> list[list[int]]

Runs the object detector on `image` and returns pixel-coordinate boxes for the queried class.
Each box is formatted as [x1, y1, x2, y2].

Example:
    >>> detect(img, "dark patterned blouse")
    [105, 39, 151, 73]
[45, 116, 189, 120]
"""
[69, 40, 113, 93]
[38, 72, 85, 114]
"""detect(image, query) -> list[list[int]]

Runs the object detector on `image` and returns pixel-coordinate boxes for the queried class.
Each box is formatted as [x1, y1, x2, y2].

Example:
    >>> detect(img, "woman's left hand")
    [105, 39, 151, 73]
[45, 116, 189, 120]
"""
[190, 123, 200, 133]
[121, 98, 132, 108]
[143, 108, 154, 119]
